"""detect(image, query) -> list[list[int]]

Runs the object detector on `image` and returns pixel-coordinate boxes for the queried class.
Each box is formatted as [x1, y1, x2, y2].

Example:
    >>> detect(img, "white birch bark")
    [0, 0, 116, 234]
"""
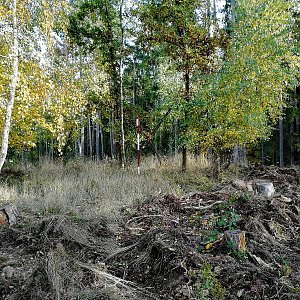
[0, 0, 18, 172]
[120, 0, 126, 168]
[79, 127, 85, 157]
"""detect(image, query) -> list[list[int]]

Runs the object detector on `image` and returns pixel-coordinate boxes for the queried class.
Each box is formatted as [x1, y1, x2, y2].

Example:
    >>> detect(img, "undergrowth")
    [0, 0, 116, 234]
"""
[0, 155, 241, 221]
[0, 158, 182, 221]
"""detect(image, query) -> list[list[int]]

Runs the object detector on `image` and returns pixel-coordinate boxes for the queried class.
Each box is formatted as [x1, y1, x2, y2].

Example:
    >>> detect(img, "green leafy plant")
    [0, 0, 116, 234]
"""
[280, 259, 292, 277]
[193, 263, 226, 300]
[217, 208, 240, 230]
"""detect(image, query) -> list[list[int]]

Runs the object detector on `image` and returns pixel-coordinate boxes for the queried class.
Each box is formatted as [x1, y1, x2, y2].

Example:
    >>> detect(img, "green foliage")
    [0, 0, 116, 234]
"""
[216, 208, 240, 230]
[190, 0, 299, 151]
[191, 263, 226, 300]
[134, 0, 227, 164]
[280, 259, 292, 277]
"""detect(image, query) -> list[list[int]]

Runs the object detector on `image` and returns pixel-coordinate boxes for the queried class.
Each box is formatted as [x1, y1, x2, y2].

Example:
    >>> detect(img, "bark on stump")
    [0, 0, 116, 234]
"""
[224, 230, 246, 252]
[0, 204, 18, 225]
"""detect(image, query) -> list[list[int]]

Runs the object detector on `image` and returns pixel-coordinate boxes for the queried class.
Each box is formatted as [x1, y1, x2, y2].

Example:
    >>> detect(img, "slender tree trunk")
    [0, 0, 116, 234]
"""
[96, 120, 100, 161]
[119, 0, 126, 168]
[99, 112, 104, 159]
[261, 141, 265, 164]
[232, 145, 239, 164]
[132, 58, 136, 105]
[290, 120, 294, 165]
[205, 0, 211, 35]
[174, 119, 178, 157]
[88, 117, 93, 158]
[169, 126, 173, 156]
[279, 118, 284, 168]
[231, 0, 236, 22]
[109, 109, 115, 159]
[0, 0, 18, 172]
[74, 140, 78, 158]
[182, 71, 190, 172]
[154, 129, 158, 157]
[50, 139, 54, 160]
[79, 126, 85, 158]
[45, 140, 48, 158]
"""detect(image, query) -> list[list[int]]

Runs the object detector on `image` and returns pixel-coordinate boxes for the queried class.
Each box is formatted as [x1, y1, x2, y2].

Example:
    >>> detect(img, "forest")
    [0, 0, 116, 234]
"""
[0, 0, 299, 170]
[1, 1, 300, 300]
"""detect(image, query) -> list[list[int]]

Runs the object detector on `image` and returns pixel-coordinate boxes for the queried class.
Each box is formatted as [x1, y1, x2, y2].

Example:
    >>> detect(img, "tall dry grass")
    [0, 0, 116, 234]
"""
[0, 154, 218, 221]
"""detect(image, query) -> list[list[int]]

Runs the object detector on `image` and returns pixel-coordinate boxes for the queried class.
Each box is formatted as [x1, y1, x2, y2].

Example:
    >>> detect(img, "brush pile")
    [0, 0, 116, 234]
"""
[1, 165, 300, 299]
[109, 165, 300, 299]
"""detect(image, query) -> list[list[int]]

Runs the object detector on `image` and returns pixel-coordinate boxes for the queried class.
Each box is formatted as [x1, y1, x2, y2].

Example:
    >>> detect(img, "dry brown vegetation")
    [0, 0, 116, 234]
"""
[1, 158, 300, 300]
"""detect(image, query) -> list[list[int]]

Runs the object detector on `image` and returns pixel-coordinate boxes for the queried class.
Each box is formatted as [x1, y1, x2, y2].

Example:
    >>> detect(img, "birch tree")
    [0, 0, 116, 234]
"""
[189, 0, 299, 152]
[0, 0, 18, 172]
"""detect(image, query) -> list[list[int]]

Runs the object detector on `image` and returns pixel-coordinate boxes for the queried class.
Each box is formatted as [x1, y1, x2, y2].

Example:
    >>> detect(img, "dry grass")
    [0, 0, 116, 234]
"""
[0, 157, 182, 221]
[0, 155, 238, 300]
[0, 154, 236, 221]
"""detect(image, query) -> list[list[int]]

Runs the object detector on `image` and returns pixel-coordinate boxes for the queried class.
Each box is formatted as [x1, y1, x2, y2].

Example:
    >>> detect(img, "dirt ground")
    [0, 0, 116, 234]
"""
[1, 164, 300, 300]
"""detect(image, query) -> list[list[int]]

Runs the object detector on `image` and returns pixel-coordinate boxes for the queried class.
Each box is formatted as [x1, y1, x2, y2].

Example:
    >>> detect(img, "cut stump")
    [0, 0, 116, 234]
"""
[224, 230, 246, 252]
[0, 204, 18, 225]
[254, 181, 275, 197]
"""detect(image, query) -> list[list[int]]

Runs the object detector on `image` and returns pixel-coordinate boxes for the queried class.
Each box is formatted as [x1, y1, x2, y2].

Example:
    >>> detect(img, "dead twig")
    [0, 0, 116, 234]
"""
[104, 243, 139, 261]
[76, 261, 159, 300]
[183, 201, 224, 211]
[126, 214, 165, 226]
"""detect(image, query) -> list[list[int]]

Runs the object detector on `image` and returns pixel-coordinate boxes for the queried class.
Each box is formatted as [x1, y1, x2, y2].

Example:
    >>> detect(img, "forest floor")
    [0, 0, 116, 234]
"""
[0, 159, 300, 300]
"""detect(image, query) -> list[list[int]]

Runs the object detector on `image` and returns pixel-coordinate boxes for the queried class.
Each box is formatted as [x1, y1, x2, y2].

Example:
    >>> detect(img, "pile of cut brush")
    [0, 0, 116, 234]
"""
[1, 165, 300, 300]
[108, 165, 300, 300]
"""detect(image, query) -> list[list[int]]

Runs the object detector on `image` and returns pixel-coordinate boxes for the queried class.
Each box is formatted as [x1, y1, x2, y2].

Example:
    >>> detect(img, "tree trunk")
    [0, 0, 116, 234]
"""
[99, 112, 104, 159]
[169, 126, 173, 156]
[0, 0, 18, 172]
[182, 71, 190, 172]
[120, 0, 126, 168]
[279, 118, 284, 167]
[88, 117, 92, 158]
[96, 120, 100, 161]
[79, 126, 85, 158]
[174, 119, 178, 157]
[109, 109, 116, 159]
[232, 145, 239, 164]
[290, 120, 294, 165]
[261, 141, 265, 164]
[50, 139, 54, 160]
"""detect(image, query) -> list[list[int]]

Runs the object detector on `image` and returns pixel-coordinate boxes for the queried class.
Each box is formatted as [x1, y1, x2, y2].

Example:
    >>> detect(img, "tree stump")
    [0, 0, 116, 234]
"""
[0, 204, 18, 225]
[224, 230, 246, 252]
[254, 181, 275, 197]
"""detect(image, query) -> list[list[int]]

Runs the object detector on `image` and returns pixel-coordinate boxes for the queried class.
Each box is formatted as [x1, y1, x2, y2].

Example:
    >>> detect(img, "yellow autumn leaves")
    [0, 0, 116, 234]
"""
[0, 0, 89, 152]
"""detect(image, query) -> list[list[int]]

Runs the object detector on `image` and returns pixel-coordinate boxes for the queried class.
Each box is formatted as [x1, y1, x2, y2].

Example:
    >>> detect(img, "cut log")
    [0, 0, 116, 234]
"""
[254, 181, 275, 197]
[224, 230, 246, 252]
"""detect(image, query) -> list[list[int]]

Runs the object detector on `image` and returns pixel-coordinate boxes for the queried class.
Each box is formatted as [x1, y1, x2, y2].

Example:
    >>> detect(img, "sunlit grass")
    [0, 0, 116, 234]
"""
[0, 154, 227, 221]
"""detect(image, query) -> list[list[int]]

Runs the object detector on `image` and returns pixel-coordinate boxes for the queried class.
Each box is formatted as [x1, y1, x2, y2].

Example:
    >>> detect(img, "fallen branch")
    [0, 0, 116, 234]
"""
[126, 214, 165, 226]
[104, 243, 139, 261]
[76, 261, 159, 300]
[183, 201, 224, 211]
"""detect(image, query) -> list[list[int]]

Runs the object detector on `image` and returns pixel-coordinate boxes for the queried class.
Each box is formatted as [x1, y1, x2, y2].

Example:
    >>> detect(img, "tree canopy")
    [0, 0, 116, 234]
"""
[0, 0, 299, 170]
